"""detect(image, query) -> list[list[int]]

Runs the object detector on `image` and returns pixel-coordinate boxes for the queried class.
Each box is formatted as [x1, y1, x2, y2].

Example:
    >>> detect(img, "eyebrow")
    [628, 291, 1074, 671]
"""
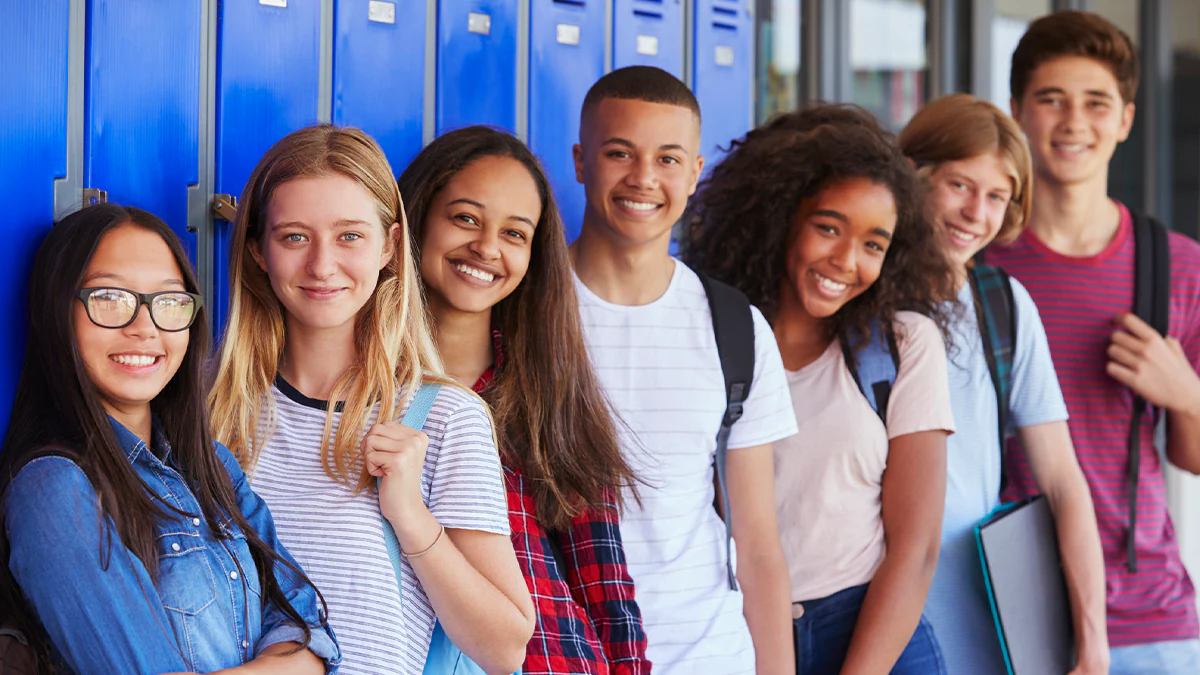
[83, 272, 187, 287]
[1031, 86, 1114, 100]
[448, 198, 536, 228]
[602, 137, 688, 154]
[270, 219, 371, 232]
[812, 209, 893, 241]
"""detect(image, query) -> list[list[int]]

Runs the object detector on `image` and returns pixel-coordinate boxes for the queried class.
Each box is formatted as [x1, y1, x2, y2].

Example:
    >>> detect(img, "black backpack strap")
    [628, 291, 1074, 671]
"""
[968, 264, 1017, 489]
[1128, 213, 1171, 573]
[842, 319, 900, 427]
[696, 271, 755, 591]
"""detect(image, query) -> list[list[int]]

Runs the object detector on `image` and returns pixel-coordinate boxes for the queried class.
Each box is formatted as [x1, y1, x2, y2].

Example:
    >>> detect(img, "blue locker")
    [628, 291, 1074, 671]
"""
[85, 0, 201, 262]
[437, 0, 519, 135]
[214, 0, 322, 334]
[693, 0, 753, 165]
[0, 0, 70, 435]
[333, 0, 427, 173]
[613, 0, 683, 76]
[529, 0, 605, 242]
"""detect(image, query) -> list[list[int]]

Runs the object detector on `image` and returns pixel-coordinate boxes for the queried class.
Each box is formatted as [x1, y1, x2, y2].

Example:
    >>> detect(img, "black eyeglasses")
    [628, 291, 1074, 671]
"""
[76, 287, 203, 332]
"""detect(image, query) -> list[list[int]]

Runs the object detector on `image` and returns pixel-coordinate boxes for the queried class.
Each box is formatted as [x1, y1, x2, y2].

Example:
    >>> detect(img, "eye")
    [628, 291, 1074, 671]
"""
[341, 232, 363, 242]
[660, 156, 680, 166]
[504, 228, 528, 242]
[866, 241, 887, 253]
[283, 233, 306, 243]
[606, 150, 630, 160]
[815, 223, 838, 235]
[950, 181, 968, 191]
[1088, 100, 1110, 110]
[988, 193, 1009, 204]
[453, 214, 480, 227]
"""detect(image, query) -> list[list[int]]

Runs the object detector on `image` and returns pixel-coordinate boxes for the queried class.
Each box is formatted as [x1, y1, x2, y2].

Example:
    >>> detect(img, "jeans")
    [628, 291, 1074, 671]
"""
[793, 583, 946, 675]
[1110, 639, 1200, 675]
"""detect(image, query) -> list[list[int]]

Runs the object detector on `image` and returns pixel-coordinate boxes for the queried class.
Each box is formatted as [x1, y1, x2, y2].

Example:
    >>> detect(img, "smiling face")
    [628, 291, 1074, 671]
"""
[419, 154, 541, 316]
[249, 174, 398, 336]
[781, 178, 898, 321]
[927, 153, 1015, 267]
[573, 97, 703, 248]
[1013, 55, 1135, 190]
[73, 224, 190, 419]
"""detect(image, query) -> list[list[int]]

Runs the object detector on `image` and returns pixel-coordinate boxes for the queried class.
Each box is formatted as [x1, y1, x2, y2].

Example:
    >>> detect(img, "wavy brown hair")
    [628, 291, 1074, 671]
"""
[400, 126, 638, 530]
[683, 103, 956, 345]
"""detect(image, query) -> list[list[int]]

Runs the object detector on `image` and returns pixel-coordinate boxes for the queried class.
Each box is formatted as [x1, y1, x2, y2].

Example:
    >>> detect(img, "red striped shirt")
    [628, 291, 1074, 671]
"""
[987, 203, 1200, 646]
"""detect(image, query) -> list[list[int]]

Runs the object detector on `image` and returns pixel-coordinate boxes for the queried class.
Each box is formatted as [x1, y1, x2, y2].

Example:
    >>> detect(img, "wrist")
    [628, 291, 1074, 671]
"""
[386, 505, 441, 551]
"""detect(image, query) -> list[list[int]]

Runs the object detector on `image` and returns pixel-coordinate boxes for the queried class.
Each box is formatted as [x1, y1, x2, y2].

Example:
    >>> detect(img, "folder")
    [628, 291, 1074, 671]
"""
[974, 495, 1075, 675]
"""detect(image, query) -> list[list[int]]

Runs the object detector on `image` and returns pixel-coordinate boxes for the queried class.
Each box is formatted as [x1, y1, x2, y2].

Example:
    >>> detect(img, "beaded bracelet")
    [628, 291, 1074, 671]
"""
[402, 524, 446, 559]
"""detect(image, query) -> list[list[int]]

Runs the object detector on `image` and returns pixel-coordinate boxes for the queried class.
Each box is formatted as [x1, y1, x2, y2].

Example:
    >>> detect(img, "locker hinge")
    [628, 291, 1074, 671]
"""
[82, 188, 107, 206]
[212, 194, 238, 222]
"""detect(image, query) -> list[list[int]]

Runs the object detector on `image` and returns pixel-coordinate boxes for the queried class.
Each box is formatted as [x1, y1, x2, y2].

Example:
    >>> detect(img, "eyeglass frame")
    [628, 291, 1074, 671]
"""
[76, 287, 204, 332]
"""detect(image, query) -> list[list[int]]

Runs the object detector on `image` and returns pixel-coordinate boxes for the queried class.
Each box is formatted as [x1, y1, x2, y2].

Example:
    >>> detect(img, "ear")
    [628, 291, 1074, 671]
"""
[688, 154, 705, 197]
[247, 237, 268, 274]
[1009, 97, 1022, 125]
[380, 222, 401, 271]
[573, 143, 585, 184]
[1117, 101, 1136, 143]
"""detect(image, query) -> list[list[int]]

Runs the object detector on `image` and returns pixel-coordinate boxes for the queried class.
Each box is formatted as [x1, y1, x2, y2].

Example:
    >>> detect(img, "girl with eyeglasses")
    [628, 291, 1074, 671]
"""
[0, 204, 340, 674]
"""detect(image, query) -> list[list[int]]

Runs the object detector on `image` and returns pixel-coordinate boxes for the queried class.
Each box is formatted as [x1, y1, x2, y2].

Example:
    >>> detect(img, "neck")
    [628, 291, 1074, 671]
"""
[278, 317, 359, 401]
[1028, 172, 1121, 257]
[569, 216, 676, 306]
[773, 286, 832, 371]
[106, 403, 153, 446]
[428, 296, 494, 388]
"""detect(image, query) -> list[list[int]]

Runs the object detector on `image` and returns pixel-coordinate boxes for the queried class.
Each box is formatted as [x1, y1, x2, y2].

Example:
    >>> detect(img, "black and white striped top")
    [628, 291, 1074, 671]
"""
[248, 378, 508, 675]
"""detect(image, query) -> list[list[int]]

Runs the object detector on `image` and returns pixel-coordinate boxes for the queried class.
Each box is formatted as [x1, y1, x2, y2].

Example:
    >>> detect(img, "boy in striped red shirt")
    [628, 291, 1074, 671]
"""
[986, 11, 1200, 674]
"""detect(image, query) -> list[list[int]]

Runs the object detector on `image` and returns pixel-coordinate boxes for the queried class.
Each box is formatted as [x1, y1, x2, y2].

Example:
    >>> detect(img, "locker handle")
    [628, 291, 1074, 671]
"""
[633, 8, 664, 19]
[82, 188, 108, 207]
[212, 194, 239, 223]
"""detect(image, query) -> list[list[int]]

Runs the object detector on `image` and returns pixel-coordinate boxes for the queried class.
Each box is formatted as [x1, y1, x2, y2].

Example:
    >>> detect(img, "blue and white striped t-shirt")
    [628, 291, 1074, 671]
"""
[248, 379, 508, 675]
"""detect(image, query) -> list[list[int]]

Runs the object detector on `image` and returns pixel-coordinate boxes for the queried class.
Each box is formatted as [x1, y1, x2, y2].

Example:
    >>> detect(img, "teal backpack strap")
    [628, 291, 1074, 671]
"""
[843, 318, 900, 426]
[379, 383, 443, 600]
[968, 264, 1016, 488]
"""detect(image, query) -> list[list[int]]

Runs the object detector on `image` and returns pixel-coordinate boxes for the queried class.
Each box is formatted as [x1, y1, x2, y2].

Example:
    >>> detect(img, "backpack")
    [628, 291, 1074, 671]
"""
[843, 263, 1016, 478]
[696, 271, 755, 593]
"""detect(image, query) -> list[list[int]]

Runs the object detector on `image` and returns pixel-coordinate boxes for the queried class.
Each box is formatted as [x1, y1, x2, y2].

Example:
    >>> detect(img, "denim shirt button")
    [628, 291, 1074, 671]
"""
[192, 517, 201, 527]
[171, 543, 181, 552]
[242, 639, 249, 649]
[229, 571, 238, 580]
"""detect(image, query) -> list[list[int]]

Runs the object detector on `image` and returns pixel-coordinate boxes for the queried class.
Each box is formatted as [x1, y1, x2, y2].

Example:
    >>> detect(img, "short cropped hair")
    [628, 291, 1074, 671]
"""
[580, 66, 701, 127]
[1010, 10, 1139, 104]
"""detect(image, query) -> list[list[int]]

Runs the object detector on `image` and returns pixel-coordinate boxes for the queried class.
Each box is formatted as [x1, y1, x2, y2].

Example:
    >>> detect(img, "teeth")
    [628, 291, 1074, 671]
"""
[453, 263, 495, 283]
[1057, 143, 1085, 152]
[111, 354, 156, 367]
[949, 226, 979, 243]
[815, 272, 847, 292]
[616, 199, 659, 212]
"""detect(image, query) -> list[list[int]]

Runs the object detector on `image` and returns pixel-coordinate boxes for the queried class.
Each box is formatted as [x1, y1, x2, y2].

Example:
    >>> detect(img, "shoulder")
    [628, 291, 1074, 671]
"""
[4, 455, 97, 529]
[212, 441, 245, 479]
[418, 382, 493, 443]
[893, 311, 941, 351]
[1167, 229, 1200, 274]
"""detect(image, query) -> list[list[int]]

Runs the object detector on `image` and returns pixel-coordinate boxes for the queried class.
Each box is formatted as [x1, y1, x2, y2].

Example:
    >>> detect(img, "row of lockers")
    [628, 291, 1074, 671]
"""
[0, 0, 753, 430]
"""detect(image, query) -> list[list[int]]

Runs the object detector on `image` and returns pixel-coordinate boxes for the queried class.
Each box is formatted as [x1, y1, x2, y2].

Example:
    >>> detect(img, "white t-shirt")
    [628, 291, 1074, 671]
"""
[248, 379, 508, 675]
[574, 261, 799, 675]
[924, 278, 1068, 675]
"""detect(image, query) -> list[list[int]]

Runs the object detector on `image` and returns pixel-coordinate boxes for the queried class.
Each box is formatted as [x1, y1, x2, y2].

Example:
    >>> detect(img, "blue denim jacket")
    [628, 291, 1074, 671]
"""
[4, 417, 341, 674]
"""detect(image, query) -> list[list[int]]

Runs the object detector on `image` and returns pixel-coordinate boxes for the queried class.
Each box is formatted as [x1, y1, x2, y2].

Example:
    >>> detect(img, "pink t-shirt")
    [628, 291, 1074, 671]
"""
[775, 311, 955, 602]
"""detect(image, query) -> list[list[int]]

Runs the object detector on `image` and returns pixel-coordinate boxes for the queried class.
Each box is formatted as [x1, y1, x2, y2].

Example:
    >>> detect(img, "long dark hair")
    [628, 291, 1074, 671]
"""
[0, 204, 322, 671]
[400, 126, 639, 529]
[683, 104, 956, 344]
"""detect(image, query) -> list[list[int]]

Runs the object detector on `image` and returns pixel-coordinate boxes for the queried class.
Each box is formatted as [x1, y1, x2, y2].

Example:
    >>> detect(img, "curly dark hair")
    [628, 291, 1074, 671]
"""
[682, 103, 956, 347]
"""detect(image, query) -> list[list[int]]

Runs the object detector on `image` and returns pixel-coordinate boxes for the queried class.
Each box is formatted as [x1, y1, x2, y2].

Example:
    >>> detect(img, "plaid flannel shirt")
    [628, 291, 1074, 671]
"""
[473, 330, 650, 675]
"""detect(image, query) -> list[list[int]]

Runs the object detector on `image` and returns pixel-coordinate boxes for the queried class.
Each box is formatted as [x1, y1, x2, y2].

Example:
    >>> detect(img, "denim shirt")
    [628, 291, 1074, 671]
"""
[4, 417, 341, 674]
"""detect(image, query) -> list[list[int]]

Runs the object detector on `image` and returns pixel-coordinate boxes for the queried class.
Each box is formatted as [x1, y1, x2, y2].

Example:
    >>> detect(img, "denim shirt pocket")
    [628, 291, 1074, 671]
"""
[225, 525, 263, 599]
[156, 530, 218, 615]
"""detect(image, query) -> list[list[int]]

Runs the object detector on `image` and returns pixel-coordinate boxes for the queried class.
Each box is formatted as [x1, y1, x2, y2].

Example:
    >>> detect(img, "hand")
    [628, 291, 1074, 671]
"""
[363, 420, 430, 525]
[1107, 313, 1200, 415]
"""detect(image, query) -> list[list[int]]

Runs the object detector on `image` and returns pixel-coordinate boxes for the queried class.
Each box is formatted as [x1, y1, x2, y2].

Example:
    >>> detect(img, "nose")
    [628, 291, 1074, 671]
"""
[306, 239, 337, 279]
[963, 191, 986, 223]
[467, 226, 501, 260]
[625, 155, 659, 191]
[123, 302, 159, 338]
[829, 238, 857, 275]
[1061, 99, 1087, 133]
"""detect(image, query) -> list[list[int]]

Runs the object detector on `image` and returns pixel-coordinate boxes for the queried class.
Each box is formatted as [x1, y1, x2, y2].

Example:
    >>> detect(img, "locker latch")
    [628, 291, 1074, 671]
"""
[212, 194, 238, 222]
[82, 188, 107, 206]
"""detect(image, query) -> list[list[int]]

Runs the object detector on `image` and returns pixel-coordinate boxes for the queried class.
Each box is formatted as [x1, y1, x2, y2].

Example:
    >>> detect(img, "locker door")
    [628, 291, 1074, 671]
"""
[85, 0, 202, 261]
[613, 0, 683, 76]
[213, 0, 322, 334]
[437, 0, 519, 135]
[693, 0, 753, 165]
[0, 0, 71, 434]
[529, 0, 604, 242]
[333, 0, 427, 173]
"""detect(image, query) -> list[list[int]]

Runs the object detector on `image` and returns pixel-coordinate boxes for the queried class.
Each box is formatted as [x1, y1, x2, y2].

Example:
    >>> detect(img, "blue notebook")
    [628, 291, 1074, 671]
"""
[975, 495, 1075, 675]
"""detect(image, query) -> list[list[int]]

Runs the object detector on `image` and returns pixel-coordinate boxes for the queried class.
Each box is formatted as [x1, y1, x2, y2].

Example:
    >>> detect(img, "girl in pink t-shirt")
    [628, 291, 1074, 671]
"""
[684, 104, 958, 675]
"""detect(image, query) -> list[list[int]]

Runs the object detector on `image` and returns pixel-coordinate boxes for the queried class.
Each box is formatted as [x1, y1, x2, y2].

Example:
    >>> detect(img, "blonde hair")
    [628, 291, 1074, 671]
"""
[208, 124, 449, 491]
[898, 94, 1033, 246]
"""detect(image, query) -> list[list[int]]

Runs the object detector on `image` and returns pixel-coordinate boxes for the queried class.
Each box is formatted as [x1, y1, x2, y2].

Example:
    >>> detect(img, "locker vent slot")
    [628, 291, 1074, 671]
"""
[553, 0, 588, 6]
[713, 20, 738, 30]
[634, 8, 664, 19]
